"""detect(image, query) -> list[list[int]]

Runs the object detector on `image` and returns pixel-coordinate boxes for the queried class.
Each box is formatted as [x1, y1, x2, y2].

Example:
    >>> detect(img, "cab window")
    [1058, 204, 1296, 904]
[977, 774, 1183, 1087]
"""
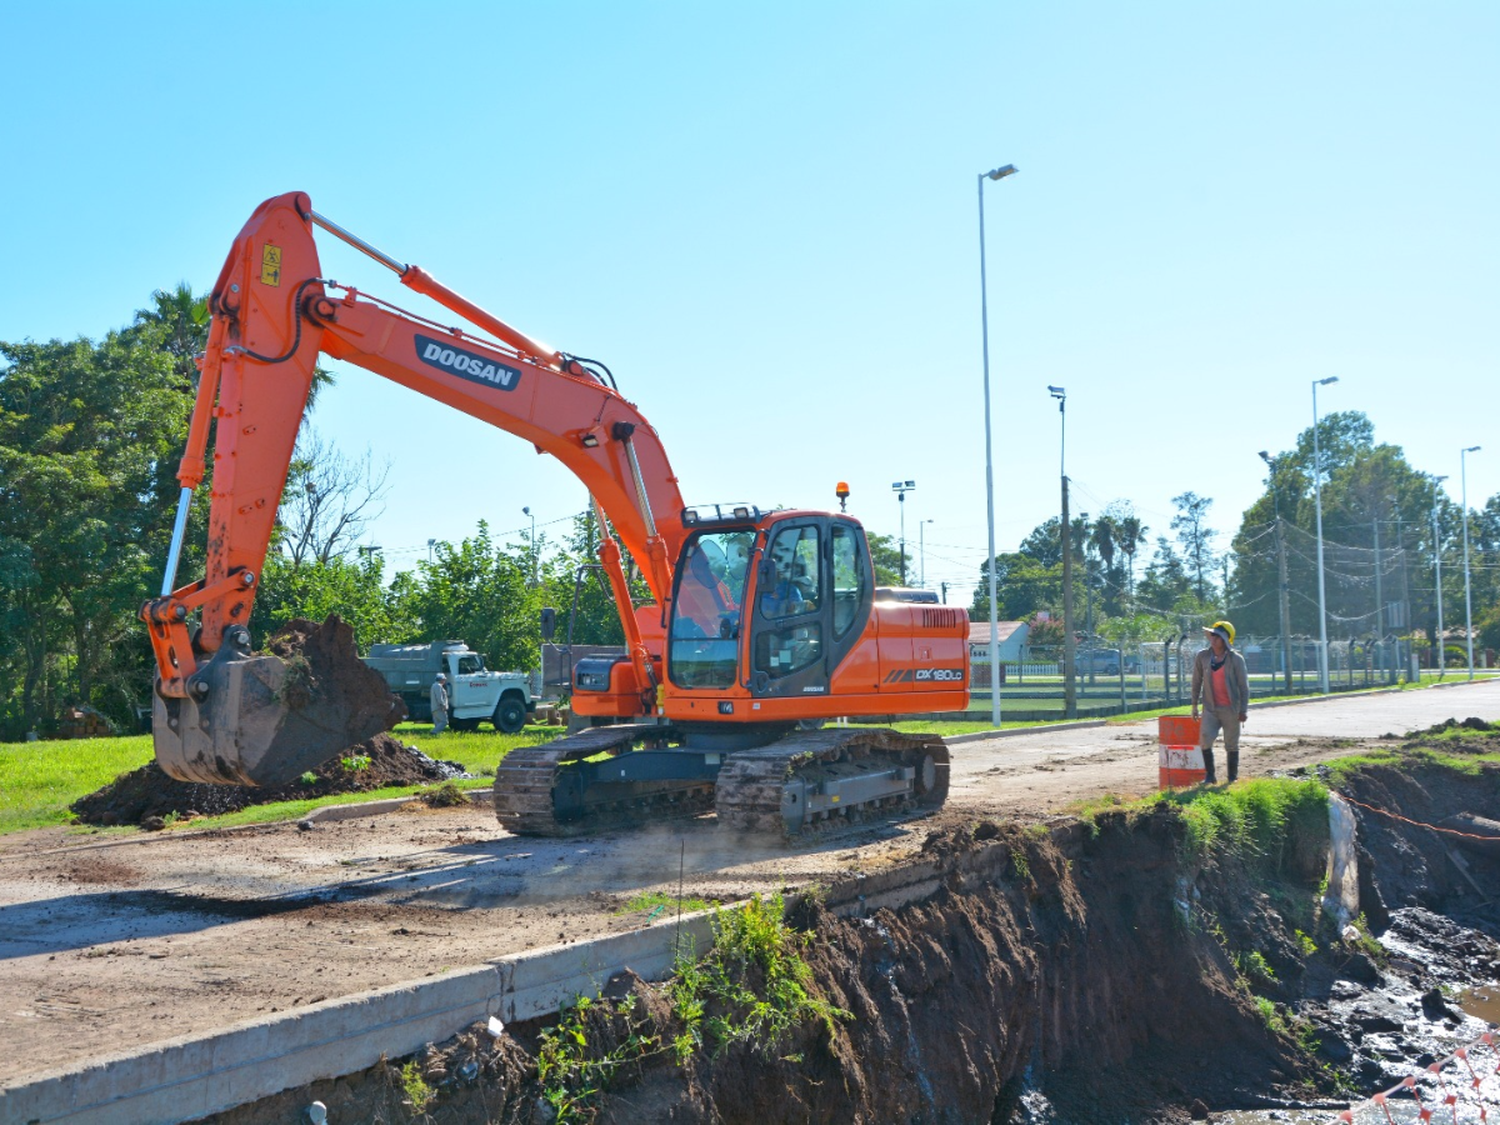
[457, 654, 485, 675]
[669, 531, 751, 689]
[831, 523, 867, 640]
[759, 526, 820, 620]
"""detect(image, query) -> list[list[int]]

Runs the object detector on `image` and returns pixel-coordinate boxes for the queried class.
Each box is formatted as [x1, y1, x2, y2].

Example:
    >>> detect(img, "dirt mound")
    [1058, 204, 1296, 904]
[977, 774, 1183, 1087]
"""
[1412, 716, 1500, 737]
[71, 733, 466, 828]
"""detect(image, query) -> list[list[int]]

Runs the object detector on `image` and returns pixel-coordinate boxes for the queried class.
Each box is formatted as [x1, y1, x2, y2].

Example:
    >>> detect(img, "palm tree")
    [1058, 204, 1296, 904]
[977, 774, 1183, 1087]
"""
[1117, 515, 1148, 605]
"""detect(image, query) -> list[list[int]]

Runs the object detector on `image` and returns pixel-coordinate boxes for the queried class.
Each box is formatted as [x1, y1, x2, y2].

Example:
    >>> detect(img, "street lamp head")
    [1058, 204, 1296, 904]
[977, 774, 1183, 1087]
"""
[1463, 445, 1481, 454]
[522, 506, 531, 516]
[1434, 475, 1449, 484]
[1316, 376, 1339, 386]
[1047, 385, 1065, 399]
[985, 164, 1018, 181]
[1258, 450, 1273, 465]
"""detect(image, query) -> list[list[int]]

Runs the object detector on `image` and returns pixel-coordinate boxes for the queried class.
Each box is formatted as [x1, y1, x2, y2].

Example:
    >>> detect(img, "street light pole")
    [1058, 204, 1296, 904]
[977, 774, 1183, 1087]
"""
[979, 162, 1018, 729]
[891, 481, 916, 585]
[1050, 385, 1075, 719]
[1311, 377, 1339, 693]
[1432, 475, 1448, 678]
[1462, 446, 1482, 679]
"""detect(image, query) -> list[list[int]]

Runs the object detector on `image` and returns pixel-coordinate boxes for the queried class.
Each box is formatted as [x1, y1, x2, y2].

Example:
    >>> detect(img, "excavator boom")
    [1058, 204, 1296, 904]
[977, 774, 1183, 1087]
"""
[142, 192, 684, 783]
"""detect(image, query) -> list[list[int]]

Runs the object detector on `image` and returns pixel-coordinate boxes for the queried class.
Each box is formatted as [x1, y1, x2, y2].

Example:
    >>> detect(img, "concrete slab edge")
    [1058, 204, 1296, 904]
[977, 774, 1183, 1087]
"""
[0, 912, 716, 1125]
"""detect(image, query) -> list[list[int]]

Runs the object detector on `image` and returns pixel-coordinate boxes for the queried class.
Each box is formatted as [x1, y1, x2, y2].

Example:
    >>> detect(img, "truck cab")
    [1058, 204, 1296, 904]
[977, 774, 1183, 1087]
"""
[364, 641, 535, 733]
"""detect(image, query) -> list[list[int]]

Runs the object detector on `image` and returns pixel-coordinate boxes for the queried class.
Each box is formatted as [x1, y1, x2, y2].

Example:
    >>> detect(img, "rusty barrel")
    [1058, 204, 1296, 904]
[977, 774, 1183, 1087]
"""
[1158, 714, 1204, 789]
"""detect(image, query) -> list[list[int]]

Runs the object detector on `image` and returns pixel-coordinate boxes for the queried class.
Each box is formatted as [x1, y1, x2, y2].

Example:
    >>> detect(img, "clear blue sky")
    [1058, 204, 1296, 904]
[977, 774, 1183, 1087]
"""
[3, 2, 1495, 602]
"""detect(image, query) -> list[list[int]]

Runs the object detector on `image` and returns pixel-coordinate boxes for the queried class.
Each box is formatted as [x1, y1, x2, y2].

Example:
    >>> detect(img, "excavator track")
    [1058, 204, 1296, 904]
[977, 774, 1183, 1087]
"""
[492, 724, 715, 837]
[495, 725, 949, 839]
[714, 727, 949, 838]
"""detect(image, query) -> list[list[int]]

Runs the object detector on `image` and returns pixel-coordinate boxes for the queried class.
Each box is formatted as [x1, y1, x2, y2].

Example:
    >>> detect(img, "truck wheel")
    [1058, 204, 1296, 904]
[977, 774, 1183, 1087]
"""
[495, 696, 527, 734]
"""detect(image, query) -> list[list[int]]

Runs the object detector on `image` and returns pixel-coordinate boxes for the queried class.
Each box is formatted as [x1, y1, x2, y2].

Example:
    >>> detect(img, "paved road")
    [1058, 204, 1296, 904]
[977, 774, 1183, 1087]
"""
[946, 677, 1500, 815]
[1, 678, 1497, 1084]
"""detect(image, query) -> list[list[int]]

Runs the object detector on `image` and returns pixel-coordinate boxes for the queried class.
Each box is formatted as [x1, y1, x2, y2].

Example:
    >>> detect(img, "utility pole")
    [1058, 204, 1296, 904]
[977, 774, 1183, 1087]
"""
[1259, 452, 1295, 693]
[1051, 385, 1076, 719]
[892, 480, 916, 586]
[1373, 509, 1384, 639]
[1432, 475, 1448, 678]
[1275, 518, 1294, 691]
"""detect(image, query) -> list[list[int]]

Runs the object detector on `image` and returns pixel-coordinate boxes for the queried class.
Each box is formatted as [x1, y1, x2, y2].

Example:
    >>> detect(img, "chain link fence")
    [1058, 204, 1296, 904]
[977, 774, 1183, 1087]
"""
[966, 634, 1469, 721]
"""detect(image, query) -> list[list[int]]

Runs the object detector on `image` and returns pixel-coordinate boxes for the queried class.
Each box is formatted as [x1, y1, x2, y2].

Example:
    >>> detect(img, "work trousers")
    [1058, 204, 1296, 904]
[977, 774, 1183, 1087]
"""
[432, 707, 448, 734]
[1198, 706, 1241, 753]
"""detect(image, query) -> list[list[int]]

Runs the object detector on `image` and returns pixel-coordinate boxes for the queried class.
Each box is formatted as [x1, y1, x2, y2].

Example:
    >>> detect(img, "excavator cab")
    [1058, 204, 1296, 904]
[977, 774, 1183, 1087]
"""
[663, 509, 875, 714]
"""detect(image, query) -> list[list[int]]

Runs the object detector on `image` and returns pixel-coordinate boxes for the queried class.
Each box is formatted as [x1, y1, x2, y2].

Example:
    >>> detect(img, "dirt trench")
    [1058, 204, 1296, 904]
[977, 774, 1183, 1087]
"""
[196, 726, 1500, 1125]
[203, 812, 1317, 1124]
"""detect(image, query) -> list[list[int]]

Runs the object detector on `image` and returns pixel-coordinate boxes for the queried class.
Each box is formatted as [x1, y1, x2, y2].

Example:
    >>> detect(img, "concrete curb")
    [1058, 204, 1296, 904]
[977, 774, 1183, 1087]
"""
[0, 911, 716, 1125]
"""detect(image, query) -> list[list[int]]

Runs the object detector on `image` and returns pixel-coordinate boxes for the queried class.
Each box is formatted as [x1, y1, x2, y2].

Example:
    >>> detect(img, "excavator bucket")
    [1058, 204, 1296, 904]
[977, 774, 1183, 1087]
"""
[153, 618, 403, 787]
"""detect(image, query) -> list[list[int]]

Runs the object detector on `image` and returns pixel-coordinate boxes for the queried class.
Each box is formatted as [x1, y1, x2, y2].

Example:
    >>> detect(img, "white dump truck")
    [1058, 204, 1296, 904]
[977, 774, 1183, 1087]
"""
[364, 641, 534, 733]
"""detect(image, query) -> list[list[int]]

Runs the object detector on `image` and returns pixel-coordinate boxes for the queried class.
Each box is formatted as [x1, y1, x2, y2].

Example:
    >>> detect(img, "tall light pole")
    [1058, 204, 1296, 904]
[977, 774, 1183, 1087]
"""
[920, 519, 934, 588]
[978, 162, 1018, 729]
[427, 537, 437, 564]
[1311, 376, 1339, 693]
[1050, 384, 1076, 719]
[1461, 446, 1482, 679]
[1259, 451, 1295, 692]
[1431, 475, 1448, 678]
[891, 480, 916, 585]
[522, 506, 537, 586]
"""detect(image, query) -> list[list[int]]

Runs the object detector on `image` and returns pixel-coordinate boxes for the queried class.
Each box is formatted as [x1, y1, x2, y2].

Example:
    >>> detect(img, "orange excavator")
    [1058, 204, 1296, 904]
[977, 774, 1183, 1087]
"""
[140, 192, 970, 836]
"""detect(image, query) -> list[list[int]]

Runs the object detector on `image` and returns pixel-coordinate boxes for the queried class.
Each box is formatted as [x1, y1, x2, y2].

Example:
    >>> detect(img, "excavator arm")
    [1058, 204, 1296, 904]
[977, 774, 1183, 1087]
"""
[142, 192, 686, 784]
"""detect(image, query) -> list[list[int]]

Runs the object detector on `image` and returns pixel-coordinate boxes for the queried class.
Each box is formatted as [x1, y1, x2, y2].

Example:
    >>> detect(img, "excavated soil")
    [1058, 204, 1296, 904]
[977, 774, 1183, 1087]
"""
[70, 732, 464, 827]
[73, 615, 434, 827]
[263, 616, 403, 734]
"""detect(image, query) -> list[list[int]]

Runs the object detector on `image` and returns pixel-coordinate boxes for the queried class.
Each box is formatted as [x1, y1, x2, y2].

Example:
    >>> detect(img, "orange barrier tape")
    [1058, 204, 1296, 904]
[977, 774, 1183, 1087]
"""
[1335, 1031, 1499, 1122]
[1334, 792, 1500, 844]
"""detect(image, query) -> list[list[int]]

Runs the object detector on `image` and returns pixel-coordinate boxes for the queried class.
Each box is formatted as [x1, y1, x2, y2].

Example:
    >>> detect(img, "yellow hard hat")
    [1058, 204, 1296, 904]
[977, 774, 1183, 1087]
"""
[1204, 620, 1235, 645]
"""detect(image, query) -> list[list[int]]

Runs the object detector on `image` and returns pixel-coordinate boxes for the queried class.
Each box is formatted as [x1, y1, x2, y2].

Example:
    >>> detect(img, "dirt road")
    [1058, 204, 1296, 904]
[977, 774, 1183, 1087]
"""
[3, 680, 1498, 1084]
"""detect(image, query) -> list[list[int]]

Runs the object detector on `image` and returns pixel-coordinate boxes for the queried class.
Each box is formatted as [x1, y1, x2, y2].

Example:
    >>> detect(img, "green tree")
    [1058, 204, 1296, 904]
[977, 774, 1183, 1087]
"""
[0, 328, 191, 735]
[866, 532, 904, 586]
[1115, 514, 1148, 605]
[972, 552, 1063, 621]
[250, 552, 414, 652]
[1135, 536, 1195, 613]
[1230, 414, 1456, 646]
[537, 509, 653, 646]
[1170, 491, 1217, 602]
[394, 522, 538, 673]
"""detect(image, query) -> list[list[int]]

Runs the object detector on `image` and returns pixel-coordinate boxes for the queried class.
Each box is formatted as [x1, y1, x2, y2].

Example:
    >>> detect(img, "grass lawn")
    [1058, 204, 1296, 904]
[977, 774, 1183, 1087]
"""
[6, 674, 1484, 837]
[0, 734, 155, 834]
[0, 723, 566, 837]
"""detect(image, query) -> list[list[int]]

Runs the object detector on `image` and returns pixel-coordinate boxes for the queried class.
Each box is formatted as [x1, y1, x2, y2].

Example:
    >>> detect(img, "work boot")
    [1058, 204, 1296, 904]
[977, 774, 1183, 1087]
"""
[1202, 749, 1217, 785]
[1227, 752, 1239, 784]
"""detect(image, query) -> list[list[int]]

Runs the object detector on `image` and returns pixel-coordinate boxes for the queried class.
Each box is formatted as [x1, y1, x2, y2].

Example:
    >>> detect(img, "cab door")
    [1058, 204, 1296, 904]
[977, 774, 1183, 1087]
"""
[749, 521, 827, 698]
[748, 518, 872, 700]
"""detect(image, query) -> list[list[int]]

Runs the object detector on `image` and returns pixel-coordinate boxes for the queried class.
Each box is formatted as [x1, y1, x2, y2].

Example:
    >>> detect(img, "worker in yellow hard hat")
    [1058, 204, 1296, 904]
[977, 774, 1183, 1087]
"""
[1190, 620, 1249, 783]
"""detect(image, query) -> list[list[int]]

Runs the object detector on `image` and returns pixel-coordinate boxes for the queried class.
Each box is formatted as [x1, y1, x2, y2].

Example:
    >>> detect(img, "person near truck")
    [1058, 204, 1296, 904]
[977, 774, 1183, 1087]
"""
[1191, 620, 1249, 784]
[430, 672, 449, 734]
